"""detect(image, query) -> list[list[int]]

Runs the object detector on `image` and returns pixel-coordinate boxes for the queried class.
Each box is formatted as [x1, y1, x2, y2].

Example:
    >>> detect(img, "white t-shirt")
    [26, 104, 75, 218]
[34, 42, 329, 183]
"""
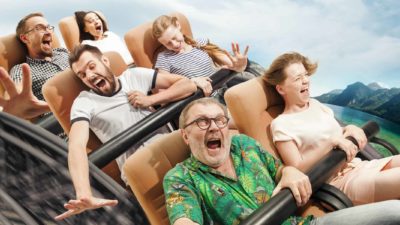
[71, 67, 168, 183]
[82, 31, 133, 65]
[271, 98, 343, 154]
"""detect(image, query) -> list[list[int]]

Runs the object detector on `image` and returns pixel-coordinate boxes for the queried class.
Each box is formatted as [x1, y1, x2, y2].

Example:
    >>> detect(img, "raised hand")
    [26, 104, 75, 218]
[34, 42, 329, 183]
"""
[55, 196, 118, 220]
[0, 63, 50, 119]
[221, 42, 249, 73]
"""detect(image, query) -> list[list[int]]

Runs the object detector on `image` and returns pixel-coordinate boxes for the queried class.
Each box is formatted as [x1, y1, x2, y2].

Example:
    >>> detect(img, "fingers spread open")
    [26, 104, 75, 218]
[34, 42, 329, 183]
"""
[54, 209, 76, 221]
[98, 199, 118, 207]
[21, 63, 33, 95]
[243, 45, 249, 56]
[223, 49, 235, 64]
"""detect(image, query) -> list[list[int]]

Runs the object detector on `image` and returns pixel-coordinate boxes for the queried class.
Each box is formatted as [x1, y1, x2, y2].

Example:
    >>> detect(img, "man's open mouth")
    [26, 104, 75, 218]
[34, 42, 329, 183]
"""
[300, 88, 308, 93]
[206, 138, 221, 149]
[42, 39, 52, 48]
[95, 79, 106, 88]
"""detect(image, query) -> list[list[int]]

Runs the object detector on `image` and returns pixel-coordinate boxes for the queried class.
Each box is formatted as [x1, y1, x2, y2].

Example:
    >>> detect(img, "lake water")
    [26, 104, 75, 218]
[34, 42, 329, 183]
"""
[326, 104, 400, 156]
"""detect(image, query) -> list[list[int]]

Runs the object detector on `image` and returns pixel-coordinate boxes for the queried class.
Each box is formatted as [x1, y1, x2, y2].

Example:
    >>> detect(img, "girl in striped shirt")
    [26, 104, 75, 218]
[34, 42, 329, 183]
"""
[152, 15, 262, 98]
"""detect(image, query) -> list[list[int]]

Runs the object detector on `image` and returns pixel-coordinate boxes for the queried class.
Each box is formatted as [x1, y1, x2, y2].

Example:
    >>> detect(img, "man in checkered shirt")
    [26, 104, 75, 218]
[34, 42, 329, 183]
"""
[10, 12, 69, 105]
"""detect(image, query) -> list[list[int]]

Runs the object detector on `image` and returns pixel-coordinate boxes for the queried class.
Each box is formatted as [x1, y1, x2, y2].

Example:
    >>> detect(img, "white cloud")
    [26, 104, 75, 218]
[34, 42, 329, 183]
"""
[148, 0, 399, 96]
[1, 0, 399, 95]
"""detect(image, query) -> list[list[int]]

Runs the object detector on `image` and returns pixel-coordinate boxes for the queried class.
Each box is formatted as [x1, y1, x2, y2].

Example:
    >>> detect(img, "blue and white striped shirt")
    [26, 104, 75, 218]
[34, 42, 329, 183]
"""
[154, 38, 217, 79]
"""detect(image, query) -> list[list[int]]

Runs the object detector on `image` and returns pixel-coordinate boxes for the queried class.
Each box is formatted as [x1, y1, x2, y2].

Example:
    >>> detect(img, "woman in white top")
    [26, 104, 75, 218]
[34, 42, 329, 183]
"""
[266, 52, 400, 205]
[74, 11, 134, 66]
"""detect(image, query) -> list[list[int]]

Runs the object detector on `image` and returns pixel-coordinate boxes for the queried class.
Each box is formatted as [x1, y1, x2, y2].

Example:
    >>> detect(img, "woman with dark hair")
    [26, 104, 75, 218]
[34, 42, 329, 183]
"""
[74, 11, 134, 66]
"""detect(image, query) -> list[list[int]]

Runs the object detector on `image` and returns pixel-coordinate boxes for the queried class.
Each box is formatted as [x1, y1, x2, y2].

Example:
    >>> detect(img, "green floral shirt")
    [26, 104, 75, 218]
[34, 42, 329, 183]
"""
[163, 134, 312, 225]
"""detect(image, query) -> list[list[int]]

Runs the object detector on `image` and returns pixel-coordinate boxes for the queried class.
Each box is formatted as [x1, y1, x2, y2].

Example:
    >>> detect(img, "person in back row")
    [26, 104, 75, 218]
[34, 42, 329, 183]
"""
[54, 44, 196, 220]
[266, 52, 400, 205]
[75, 11, 134, 66]
[163, 97, 400, 225]
[10, 12, 69, 106]
[151, 15, 264, 101]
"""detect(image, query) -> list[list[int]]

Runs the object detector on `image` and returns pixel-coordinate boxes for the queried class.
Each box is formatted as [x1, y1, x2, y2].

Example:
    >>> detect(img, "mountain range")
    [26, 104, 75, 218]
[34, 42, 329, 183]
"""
[315, 82, 400, 123]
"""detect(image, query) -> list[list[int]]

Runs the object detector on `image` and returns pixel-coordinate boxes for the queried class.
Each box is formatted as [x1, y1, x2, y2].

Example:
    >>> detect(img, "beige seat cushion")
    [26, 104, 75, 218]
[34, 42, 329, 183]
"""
[225, 77, 284, 158]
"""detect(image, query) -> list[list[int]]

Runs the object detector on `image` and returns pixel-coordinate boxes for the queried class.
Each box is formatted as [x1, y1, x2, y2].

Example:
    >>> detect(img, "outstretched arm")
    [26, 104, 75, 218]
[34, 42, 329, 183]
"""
[128, 72, 197, 108]
[55, 121, 117, 220]
[276, 136, 358, 173]
[0, 64, 50, 119]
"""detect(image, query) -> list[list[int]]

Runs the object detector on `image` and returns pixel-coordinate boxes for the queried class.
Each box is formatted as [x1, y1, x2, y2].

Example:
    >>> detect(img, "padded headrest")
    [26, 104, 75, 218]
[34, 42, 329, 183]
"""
[124, 12, 193, 68]
[225, 77, 284, 158]
[124, 130, 188, 225]
[58, 12, 108, 51]
[58, 16, 80, 51]
[0, 34, 27, 72]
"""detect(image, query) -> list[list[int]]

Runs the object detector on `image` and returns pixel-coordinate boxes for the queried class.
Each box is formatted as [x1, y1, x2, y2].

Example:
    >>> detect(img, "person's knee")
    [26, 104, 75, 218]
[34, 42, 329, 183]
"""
[383, 200, 400, 211]
[376, 200, 400, 221]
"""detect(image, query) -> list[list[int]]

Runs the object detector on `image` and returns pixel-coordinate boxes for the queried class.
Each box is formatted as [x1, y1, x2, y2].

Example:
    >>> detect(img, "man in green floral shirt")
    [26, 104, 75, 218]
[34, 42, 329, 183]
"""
[163, 98, 400, 225]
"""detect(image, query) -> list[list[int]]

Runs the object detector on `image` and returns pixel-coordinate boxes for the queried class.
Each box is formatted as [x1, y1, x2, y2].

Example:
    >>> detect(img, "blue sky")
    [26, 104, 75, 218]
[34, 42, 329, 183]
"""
[1, 0, 399, 96]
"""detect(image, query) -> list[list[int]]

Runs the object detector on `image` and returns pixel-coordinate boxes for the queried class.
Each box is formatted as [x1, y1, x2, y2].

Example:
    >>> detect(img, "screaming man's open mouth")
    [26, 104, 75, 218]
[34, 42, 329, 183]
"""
[207, 139, 221, 149]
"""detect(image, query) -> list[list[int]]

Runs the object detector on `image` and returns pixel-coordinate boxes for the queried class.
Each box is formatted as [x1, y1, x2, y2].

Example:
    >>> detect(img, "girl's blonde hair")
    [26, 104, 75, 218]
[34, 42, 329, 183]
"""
[152, 15, 227, 66]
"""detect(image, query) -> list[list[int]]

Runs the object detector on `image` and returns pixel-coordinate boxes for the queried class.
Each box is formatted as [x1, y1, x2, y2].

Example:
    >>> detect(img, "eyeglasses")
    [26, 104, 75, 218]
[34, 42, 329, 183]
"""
[183, 115, 229, 130]
[24, 24, 54, 34]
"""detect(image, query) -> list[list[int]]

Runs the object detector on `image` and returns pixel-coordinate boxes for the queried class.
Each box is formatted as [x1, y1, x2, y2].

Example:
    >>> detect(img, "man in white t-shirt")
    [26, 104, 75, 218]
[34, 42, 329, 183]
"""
[55, 44, 197, 220]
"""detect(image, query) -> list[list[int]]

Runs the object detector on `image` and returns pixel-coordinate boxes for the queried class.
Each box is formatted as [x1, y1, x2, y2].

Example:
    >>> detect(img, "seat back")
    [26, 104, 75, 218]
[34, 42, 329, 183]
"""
[124, 12, 193, 68]
[225, 77, 284, 158]
[0, 33, 61, 95]
[124, 130, 189, 225]
[124, 129, 238, 225]
[42, 51, 127, 184]
[58, 16, 79, 51]
[58, 12, 107, 51]
[0, 34, 27, 73]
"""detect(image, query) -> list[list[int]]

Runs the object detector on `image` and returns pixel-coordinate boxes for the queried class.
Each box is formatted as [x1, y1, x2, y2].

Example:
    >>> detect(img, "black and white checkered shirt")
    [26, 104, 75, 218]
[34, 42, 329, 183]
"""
[10, 48, 70, 101]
